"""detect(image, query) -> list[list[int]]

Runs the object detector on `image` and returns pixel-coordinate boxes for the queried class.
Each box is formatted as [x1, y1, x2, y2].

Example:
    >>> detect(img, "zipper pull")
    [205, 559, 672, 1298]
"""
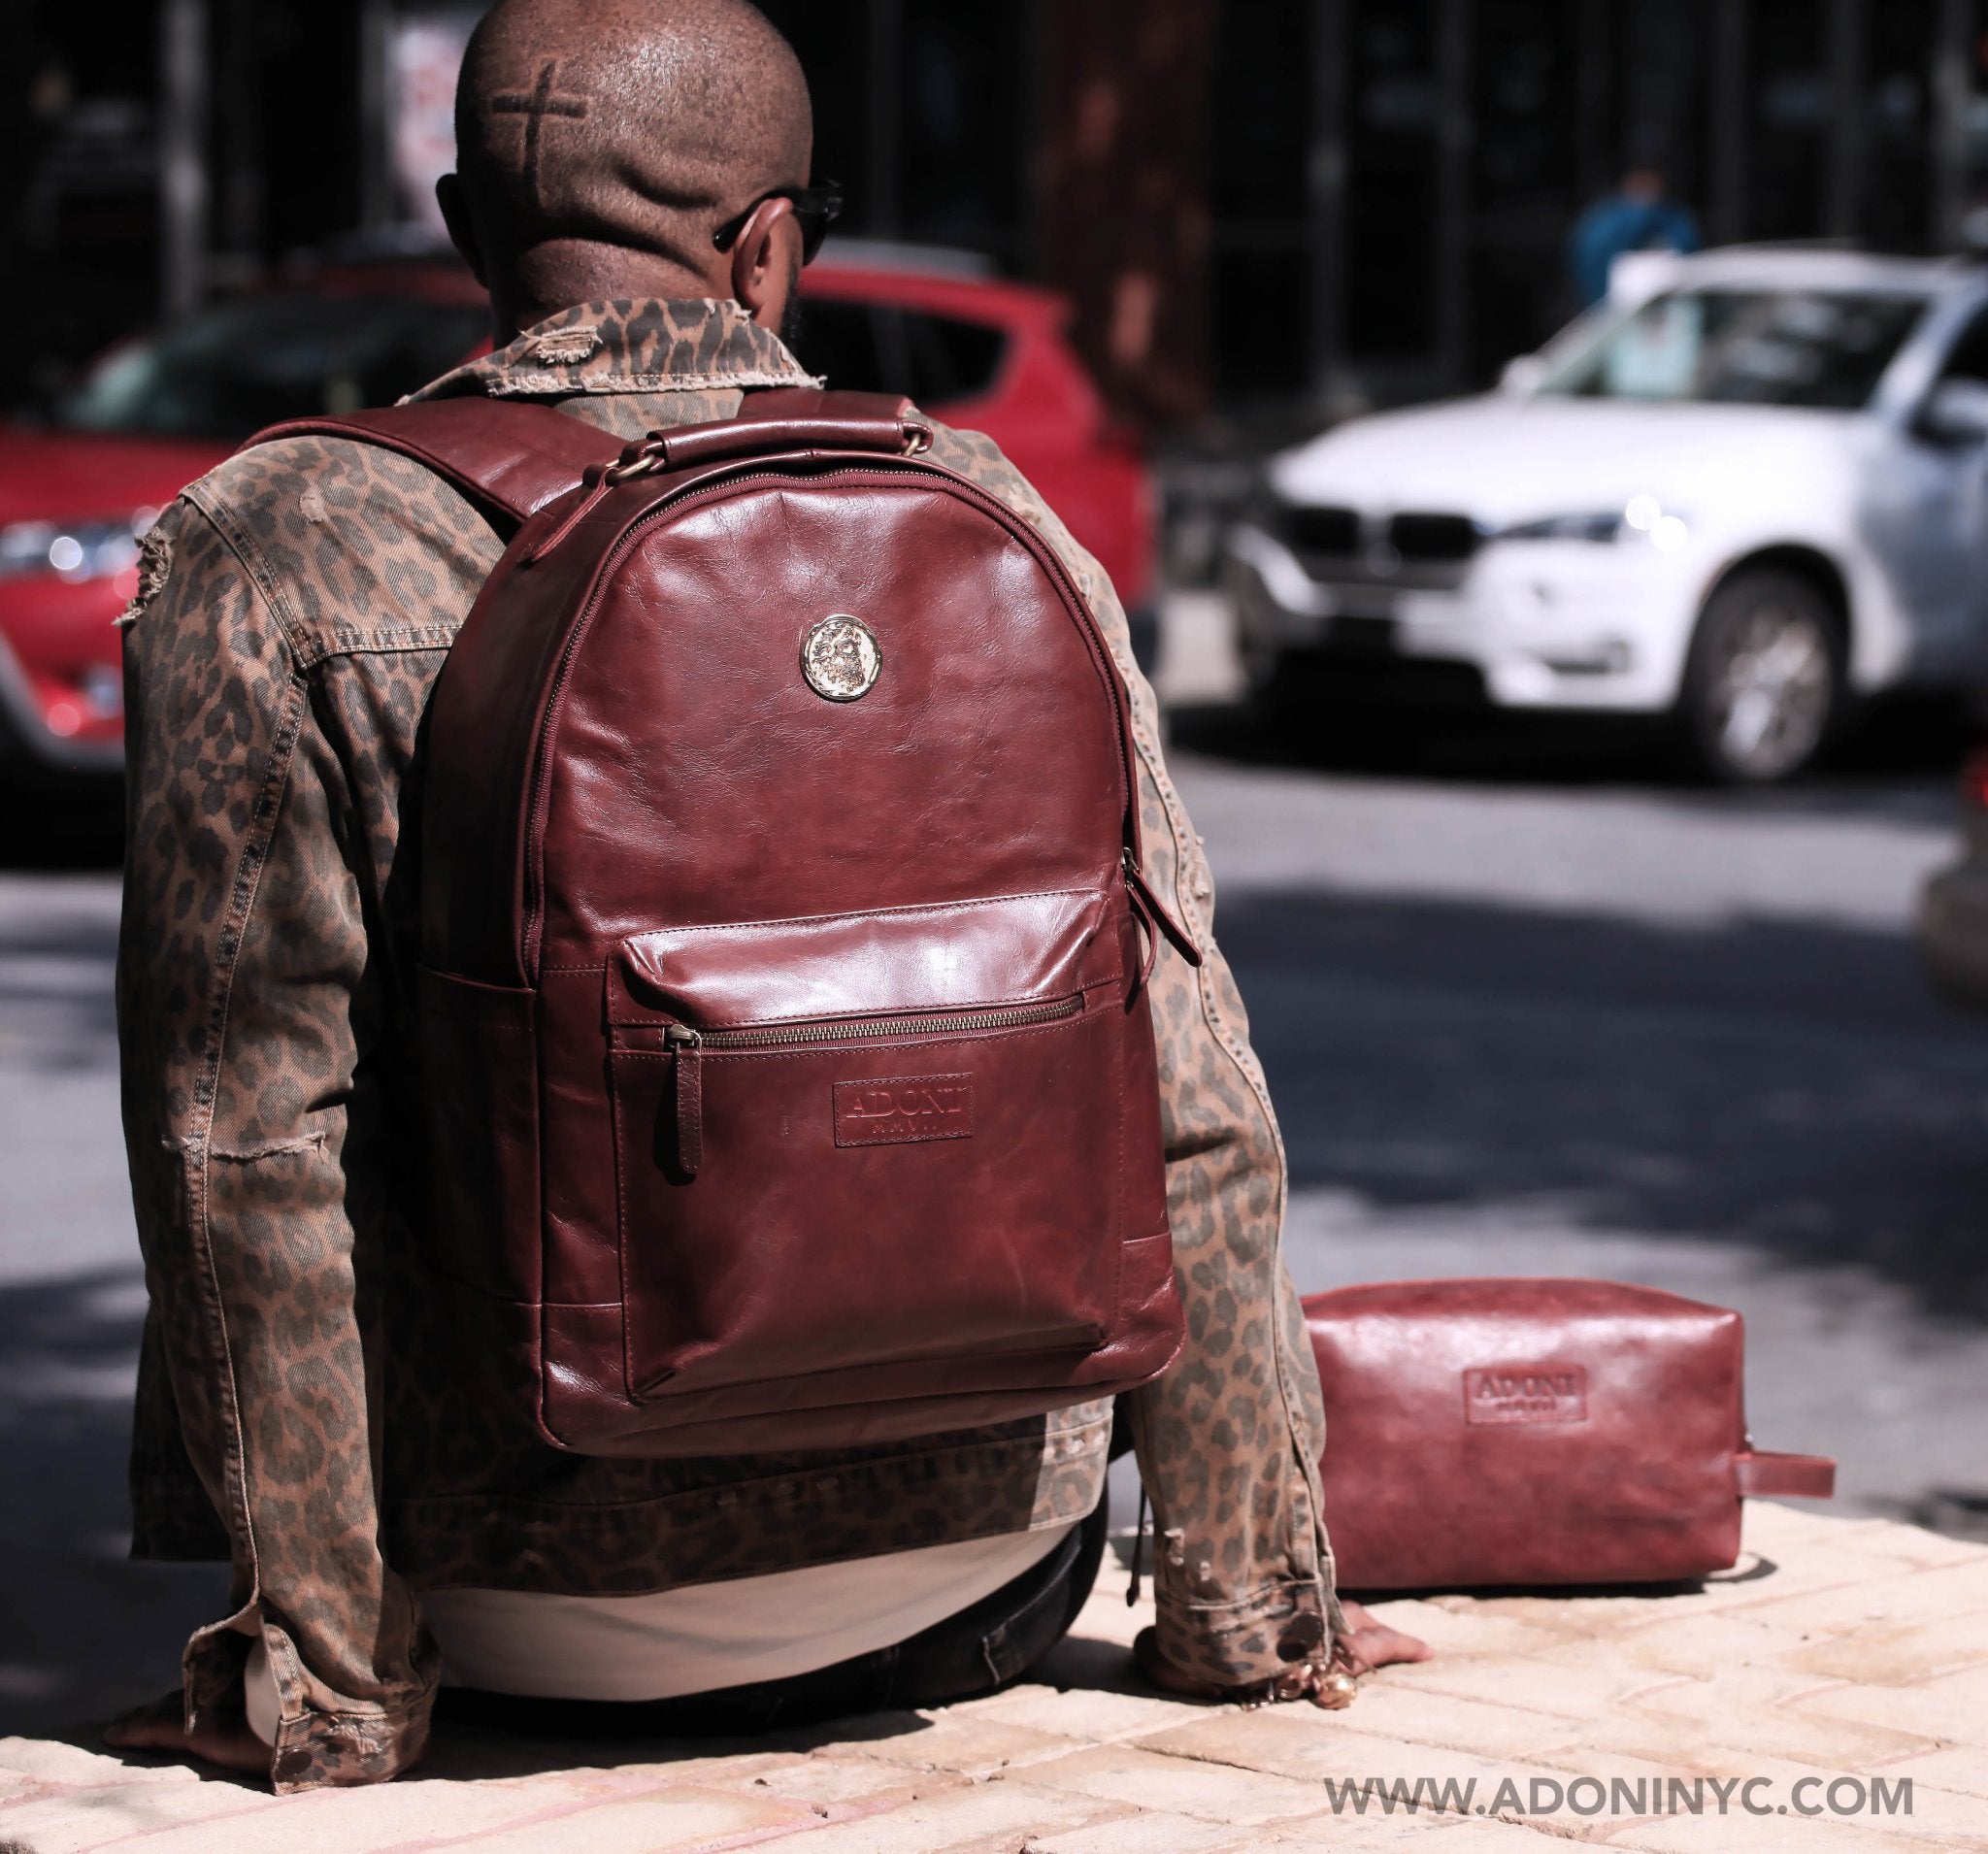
[1124, 850, 1204, 971]
[666, 1025, 703, 1179]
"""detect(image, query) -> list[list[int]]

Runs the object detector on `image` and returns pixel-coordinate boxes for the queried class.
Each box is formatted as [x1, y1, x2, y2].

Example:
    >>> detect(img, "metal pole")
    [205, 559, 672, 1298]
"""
[1019, 0, 1047, 277]
[1433, 0, 1471, 386]
[359, 0, 395, 232]
[1934, 0, 1972, 251]
[159, 0, 210, 320]
[1307, 0, 1348, 402]
[1574, 0, 1612, 204]
[1825, 0, 1865, 241]
[1709, 0, 1748, 245]
[867, 0, 903, 240]
[214, 0, 261, 261]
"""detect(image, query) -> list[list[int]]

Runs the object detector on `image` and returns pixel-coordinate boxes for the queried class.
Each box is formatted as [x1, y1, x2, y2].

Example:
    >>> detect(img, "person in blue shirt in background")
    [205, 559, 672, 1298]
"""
[1570, 164, 1703, 308]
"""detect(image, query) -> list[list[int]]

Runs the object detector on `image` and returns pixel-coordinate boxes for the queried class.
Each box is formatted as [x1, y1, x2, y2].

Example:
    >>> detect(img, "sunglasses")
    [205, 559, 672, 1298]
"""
[712, 181, 845, 265]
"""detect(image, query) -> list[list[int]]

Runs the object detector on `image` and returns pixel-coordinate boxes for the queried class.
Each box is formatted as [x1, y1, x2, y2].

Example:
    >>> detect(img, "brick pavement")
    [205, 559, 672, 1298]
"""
[2, 1503, 1982, 1852]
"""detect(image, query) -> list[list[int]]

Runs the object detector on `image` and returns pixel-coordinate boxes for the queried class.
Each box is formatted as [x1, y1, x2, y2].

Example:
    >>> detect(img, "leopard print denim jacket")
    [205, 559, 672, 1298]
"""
[116, 296, 1337, 1792]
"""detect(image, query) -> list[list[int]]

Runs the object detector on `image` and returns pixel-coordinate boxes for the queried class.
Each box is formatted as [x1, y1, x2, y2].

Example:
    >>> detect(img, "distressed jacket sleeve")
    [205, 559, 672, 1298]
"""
[928, 428, 1340, 1685]
[117, 494, 436, 1790]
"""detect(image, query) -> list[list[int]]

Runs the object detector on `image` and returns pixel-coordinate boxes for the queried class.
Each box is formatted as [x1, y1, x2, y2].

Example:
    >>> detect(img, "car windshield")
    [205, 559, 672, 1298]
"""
[55, 291, 489, 441]
[1539, 286, 1931, 411]
[791, 298, 1009, 408]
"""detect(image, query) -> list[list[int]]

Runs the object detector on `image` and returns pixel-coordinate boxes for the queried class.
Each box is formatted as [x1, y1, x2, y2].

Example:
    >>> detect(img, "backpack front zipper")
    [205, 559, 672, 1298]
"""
[658, 995, 1084, 1181]
[662, 994, 1081, 1053]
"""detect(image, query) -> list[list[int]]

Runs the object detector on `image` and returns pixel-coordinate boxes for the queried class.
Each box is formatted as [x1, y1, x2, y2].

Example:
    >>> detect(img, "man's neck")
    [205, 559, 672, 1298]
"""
[495, 241, 735, 343]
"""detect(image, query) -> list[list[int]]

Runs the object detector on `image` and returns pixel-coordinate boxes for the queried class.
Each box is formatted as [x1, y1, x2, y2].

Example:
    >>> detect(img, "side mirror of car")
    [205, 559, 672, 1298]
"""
[1917, 379, 1988, 447]
[1501, 354, 1548, 397]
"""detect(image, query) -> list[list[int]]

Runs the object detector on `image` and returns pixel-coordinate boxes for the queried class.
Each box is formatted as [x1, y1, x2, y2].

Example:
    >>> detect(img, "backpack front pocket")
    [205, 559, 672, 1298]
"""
[606, 887, 1134, 1402]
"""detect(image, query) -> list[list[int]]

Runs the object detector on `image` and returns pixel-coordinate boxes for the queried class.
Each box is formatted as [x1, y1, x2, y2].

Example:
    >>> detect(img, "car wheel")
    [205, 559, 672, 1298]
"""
[1678, 570, 1841, 784]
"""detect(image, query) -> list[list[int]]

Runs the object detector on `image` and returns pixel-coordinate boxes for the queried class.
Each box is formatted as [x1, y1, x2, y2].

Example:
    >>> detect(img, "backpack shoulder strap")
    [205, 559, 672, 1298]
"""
[243, 398, 621, 526]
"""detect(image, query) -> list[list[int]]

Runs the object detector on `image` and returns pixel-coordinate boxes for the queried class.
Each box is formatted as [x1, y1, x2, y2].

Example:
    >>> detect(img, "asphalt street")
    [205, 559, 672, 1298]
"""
[4, 653, 1988, 1736]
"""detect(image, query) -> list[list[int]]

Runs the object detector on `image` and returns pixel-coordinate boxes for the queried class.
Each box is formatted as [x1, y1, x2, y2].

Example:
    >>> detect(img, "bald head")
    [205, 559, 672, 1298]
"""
[443, 0, 813, 336]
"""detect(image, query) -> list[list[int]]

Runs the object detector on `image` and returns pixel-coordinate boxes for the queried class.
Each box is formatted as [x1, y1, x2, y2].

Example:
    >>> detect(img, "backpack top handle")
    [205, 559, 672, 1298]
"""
[605, 389, 933, 484]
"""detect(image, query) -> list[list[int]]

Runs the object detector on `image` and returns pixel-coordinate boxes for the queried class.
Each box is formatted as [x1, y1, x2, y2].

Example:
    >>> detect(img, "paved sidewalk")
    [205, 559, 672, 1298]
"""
[2, 1503, 1983, 1852]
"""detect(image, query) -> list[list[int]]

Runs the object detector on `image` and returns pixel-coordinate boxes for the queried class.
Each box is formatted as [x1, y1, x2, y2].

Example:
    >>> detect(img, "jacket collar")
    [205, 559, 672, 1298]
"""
[409, 297, 820, 402]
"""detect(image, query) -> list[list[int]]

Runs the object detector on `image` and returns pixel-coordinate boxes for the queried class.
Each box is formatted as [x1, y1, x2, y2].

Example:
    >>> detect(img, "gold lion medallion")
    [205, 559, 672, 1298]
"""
[801, 614, 882, 702]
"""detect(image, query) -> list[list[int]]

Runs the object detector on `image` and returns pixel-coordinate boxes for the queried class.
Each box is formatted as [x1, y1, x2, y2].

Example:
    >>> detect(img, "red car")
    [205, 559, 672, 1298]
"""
[0, 250, 1154, 775]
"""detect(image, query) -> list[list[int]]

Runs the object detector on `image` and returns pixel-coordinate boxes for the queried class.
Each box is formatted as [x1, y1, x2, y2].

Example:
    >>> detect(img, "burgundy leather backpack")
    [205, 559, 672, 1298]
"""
[253, 390, 1189, 1456]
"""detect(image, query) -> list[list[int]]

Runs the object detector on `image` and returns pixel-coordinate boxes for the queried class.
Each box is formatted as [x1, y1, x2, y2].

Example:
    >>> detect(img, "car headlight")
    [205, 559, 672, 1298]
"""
[1497, 496, 1692, 553]
[1624, 496, 1692, 553]
[1499, 511, 1627, 544]
[0, 510, 160, 583]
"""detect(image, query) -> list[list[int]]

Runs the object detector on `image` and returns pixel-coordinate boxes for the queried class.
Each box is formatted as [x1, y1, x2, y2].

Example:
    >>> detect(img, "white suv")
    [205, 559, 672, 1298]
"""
[1229, 248, 1988, 781]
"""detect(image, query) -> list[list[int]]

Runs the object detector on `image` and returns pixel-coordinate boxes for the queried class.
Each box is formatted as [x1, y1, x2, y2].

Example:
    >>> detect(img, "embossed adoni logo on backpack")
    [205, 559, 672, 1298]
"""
[1463, 1362, 1588, 1426]
[834, 1075, 976, 1147]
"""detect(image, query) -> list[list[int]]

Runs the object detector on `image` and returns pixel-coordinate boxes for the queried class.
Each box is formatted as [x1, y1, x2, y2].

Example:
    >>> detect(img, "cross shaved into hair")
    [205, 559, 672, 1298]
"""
[453, 0, 812, 315]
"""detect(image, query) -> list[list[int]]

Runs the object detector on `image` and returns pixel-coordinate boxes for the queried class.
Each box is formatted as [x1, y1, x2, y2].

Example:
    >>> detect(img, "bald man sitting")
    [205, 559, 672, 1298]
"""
[108, 0, 1422, 1789]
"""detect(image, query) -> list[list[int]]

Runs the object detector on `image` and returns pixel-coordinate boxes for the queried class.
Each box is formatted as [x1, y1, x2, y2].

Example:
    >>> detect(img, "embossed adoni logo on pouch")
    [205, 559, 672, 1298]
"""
[1463, 1363, 1588, 1426]
[834, 1075, 975, 1147]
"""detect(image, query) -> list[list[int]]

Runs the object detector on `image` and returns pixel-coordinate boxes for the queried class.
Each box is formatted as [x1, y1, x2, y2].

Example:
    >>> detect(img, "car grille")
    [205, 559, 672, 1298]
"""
[1278, 503, 1480, 591]
[1289, 506, 1362, 556]
[1389, 513, 1480, 563]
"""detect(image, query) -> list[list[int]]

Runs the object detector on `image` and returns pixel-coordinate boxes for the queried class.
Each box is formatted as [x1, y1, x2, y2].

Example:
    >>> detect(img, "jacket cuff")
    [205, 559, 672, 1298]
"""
[183, 1619, 434, 1791]
[267, 1696, 432, 1792]
[1153, 1576, 1338, 1687]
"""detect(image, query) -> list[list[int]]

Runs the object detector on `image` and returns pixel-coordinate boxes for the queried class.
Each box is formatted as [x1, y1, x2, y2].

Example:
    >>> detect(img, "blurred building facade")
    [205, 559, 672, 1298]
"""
[12, 0, 1988, 422]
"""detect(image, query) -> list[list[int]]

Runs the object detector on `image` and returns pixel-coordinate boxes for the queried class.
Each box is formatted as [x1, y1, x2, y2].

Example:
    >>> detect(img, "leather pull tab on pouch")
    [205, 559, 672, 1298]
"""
[1736, 1449, 1836, 1500]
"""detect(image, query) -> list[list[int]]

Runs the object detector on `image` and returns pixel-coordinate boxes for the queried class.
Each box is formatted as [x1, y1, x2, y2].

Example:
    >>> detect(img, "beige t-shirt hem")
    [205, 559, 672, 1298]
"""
[247, 1523, 1073, 1741]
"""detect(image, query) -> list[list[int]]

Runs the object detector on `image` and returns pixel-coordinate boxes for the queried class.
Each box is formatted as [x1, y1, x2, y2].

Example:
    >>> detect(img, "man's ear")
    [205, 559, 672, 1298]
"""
[437, 174, 489, 287]
[729, 198, 800, 328]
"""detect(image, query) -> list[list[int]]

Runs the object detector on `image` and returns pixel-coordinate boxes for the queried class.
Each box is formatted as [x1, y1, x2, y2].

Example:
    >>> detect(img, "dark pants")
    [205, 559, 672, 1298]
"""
[437, 1497, 1109, 1739]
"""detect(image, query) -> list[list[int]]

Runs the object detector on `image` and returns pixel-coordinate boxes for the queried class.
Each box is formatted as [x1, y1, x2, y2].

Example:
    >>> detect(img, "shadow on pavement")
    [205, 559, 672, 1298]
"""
[417, 1699, 937, 1785]
[1171, 688, 1980, 812]
[0, 894, 119, 1072]
[0, 1266, 230, 1738]
[0, 777, 124, 873]
[1219, 885, 1988, 1326]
